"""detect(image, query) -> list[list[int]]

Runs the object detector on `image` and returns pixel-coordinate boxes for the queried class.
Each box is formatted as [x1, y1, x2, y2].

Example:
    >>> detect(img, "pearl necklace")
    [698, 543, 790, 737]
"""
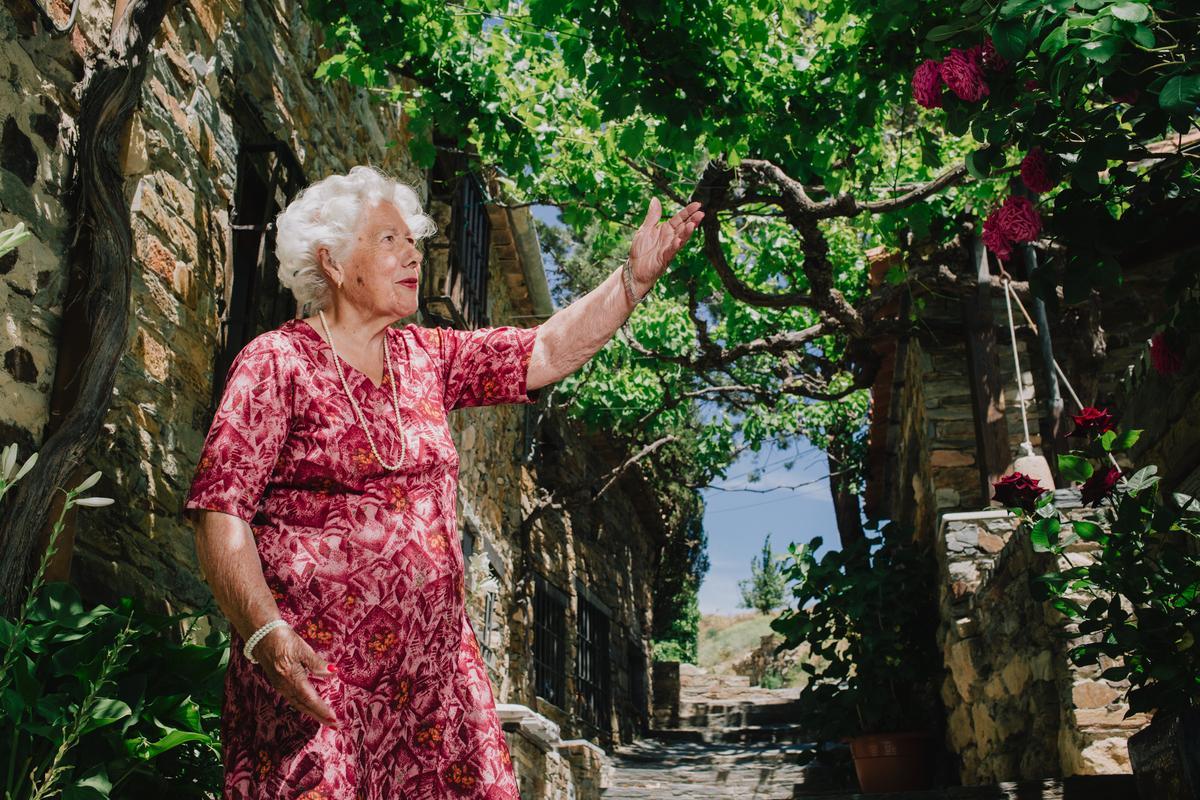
[318, 309, 407, 471]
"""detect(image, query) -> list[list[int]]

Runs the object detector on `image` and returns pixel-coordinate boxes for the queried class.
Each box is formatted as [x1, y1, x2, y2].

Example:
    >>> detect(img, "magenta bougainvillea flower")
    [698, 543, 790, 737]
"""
[1080, 467, 1121, 507]
[1024, 78, 1040, 92]
[1150, 331, 1184, 376]
[941, 46, 990, 102]
[1071, 407, 1116, 437]
[981, 37, 1009, 71]
[1020, 147, 1058, 194]
[982, 195, 1042, 261]
[992, 471, 1045, 513]
[912, 59, 945, 109]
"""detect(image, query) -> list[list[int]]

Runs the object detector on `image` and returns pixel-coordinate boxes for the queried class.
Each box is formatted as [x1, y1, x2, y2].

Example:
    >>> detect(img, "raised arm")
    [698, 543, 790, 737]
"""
[526, 198, 704, 392]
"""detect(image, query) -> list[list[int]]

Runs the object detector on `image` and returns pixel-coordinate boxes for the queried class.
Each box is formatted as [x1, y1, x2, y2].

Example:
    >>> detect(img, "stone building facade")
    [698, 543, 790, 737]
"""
[1, 2, 674, 796]
[863, 238, 1200, 785]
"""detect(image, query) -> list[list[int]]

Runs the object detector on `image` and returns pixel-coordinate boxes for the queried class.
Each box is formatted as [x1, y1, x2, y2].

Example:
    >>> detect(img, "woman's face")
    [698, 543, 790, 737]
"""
[321, 200, 423, 319]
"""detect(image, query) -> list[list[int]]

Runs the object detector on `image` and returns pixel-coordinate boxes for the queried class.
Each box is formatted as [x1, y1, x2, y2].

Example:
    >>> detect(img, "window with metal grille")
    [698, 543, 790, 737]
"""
[211, 140, 304, 407]
[575, 591, 612, 732]
[448, 170, 490, 329]
[480, 592, 497, 666]
[533, 573, 568, 709]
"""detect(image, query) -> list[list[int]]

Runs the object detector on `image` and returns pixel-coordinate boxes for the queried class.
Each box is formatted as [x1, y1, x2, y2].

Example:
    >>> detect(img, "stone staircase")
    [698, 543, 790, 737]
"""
[605, 738, 817, 800]
[607, 663, 820, 799]
[653, 663, 808, 744]
[607, 662, 1143, 800]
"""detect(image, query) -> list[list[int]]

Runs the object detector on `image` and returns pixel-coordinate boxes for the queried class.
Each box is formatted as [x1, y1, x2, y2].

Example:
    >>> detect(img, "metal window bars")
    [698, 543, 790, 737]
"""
[575, 594, 612, 732]
[532, 573, 568, 709]
[211, 141, 305, 409]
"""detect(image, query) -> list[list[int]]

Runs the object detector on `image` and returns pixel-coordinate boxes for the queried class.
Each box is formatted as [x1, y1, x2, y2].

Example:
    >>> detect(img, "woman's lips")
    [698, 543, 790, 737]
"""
[398, 279, 418, 287]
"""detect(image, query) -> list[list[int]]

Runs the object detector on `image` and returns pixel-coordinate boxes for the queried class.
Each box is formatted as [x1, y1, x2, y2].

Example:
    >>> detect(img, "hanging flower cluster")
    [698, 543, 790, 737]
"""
[911, 37, 1008, 110]
[909, 38, 1065, 262]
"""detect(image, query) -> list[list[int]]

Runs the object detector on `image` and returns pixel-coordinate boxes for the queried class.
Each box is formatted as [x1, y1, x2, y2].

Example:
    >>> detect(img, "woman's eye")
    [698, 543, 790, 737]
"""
[383, 235, 395, 242]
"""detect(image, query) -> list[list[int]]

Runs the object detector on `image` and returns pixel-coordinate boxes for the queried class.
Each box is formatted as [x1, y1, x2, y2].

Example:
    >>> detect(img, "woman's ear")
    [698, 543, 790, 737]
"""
[318, 246, 345, 290]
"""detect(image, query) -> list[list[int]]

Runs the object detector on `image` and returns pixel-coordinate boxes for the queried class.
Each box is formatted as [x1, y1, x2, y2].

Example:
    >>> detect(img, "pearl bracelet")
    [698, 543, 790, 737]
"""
[244, 618, 289, 664]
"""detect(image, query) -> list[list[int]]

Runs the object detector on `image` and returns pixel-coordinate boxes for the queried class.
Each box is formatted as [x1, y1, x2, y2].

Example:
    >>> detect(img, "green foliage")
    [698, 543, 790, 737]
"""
[920, 0, 1200, 302]
[302, 0, 958, 471]
[0, 445, 226, 799]
[738, 534, 787, 614]
[770, 523, 942, 744]
[1026, 430, 1200, 716]
[650, 487, 707, 665]
[652, 583, 702, 665]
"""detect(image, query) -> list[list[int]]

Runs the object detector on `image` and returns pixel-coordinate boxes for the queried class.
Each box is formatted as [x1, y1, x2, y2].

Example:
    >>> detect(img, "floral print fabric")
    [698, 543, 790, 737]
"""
[185, 318, 540, 799]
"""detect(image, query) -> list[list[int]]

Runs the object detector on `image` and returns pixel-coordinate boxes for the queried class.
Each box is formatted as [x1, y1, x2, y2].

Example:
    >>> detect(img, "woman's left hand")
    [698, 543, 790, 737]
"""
[628, 198, 705, 295]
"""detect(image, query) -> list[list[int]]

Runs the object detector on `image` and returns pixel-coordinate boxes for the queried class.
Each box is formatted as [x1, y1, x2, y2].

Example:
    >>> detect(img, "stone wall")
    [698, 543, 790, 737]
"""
[937, 494, 1148, 784]
[862, 245, 1191, 785]
[518, 413, 662, 747]
[2, 2, 673, 795]
[866, 284, 1042, 542]
[1, 0, 423, 618]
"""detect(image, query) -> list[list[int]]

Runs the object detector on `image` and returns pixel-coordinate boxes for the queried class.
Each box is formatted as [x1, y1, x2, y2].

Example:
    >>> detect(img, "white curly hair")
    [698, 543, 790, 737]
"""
[274, 164, 438, 311]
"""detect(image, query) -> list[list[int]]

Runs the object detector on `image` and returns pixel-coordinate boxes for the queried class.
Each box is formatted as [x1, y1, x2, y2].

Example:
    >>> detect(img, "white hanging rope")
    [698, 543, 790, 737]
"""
[1001, 277, 1035, 460]
[1000, 276, 1123, 476]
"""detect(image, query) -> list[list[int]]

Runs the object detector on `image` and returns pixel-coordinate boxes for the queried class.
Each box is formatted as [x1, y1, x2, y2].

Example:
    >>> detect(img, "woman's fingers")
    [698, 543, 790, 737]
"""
[260, 628, 340, 728]
[285, 663, 340, 728]
[641, 196, 663, 229]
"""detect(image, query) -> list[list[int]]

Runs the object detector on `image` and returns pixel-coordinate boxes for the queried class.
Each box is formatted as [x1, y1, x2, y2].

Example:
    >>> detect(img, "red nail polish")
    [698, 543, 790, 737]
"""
[327, 663, 338, 673]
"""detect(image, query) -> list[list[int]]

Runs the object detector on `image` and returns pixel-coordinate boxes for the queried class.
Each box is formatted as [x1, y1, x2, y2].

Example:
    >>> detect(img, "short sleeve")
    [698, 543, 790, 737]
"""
[436, 324, 542, 411]
[184, 333, 296, 524]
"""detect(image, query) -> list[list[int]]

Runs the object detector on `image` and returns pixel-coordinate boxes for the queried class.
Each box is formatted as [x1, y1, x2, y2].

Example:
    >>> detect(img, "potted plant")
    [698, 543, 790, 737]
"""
[997, 412, 1200, 800]
[771, 522, 942, 793]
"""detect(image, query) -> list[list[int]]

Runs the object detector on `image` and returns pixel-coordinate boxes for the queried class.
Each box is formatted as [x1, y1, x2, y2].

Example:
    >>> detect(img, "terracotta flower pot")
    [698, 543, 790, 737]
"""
[848, 731, 934, 793]
[1128, 708, 1200, 800]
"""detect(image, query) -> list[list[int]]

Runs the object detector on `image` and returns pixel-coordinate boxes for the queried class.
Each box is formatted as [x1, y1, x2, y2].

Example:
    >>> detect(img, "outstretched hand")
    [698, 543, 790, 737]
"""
[628, 198, 704, 294]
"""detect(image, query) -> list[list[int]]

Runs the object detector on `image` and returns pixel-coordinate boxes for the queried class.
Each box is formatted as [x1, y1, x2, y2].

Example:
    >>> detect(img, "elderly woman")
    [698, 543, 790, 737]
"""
[185, 164, 702, 799]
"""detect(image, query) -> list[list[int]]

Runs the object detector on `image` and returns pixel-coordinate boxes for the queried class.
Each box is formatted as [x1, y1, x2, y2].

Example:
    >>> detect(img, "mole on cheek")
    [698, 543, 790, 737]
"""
[356, 276, 365, 286]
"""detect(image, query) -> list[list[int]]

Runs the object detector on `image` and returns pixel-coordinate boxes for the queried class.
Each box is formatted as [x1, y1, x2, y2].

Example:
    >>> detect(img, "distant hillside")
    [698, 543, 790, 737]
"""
[698, 612, 815, 689]
[698, 612, 777, 670]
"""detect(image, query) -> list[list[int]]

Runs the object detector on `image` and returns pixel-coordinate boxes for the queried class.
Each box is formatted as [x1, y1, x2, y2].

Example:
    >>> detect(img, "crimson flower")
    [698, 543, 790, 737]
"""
[1071, 407, 1116, 437]
[982, 195, 1042, 261]
[912, 59, 946, 109]
[941, 46, 990, 102]
[993, 471, 1045, 513]
[1020, 147, 1058, 194]
[1080, 467, 1121, 508]
[1150, 331, 1183, 376]
[981, 37, 1009, 71]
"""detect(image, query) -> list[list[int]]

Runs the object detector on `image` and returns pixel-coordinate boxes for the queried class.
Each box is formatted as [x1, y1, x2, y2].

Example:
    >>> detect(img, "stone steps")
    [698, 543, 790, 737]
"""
[650, 724, 811, 745]
[607, 738, 816, 800]
[791, 774, 1139, 799]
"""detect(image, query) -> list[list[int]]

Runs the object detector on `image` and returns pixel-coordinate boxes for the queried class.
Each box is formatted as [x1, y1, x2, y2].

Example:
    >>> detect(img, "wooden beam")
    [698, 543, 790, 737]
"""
[961, 236, 1012, 505]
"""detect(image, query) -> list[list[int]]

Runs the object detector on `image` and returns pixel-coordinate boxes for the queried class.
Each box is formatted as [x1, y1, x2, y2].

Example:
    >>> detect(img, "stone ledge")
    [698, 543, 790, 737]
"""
[496, 703, 561, 752]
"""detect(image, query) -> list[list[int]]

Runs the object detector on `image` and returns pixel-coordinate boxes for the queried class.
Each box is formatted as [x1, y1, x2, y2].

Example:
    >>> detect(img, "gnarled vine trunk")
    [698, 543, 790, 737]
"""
[0, 0, 177, 616]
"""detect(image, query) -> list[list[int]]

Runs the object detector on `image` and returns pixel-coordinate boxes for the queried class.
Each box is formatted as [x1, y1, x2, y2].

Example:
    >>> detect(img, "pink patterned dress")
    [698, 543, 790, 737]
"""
[185, 317, 541, 800]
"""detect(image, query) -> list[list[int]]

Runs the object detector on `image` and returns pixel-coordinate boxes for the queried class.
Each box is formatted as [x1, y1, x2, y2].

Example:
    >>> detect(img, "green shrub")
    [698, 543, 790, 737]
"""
[1, 444, 227, 798]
